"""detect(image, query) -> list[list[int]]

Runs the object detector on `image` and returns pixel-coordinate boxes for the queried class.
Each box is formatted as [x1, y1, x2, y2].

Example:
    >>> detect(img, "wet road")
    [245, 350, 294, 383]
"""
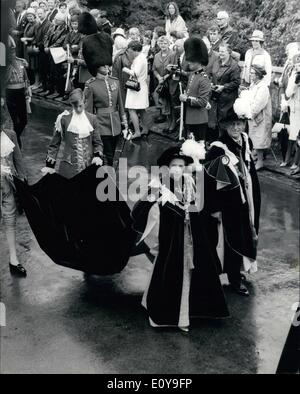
[0, 105, 299, 374]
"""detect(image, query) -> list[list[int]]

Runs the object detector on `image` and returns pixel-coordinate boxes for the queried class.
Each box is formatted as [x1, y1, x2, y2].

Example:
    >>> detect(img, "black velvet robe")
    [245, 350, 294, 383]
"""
[132, 181, 230, 326]
[14, 165, 136, 275]
[204, 132, 261, 263]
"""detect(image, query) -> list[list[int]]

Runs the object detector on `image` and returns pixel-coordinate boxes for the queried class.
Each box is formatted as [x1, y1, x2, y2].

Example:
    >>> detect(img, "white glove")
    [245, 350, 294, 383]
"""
[280, 96, 289, 113]
[122, 128, 132, 140]
[92, 157, 103, 166]
[206, 102, 211, 110]
[41, 167, 56, 175]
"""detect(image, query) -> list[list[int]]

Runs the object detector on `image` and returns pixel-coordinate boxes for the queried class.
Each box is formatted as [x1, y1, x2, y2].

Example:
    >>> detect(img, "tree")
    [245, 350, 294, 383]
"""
[87, 0, 300, 65]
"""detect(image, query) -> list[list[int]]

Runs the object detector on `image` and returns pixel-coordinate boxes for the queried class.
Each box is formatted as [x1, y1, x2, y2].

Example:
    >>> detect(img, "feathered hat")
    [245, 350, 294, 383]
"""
[184, 37, 209, 66]
[157, 146, 193, 167]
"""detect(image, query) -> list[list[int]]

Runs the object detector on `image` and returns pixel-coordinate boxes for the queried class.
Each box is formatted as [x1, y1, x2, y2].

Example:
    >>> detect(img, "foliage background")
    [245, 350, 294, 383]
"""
[88, 0, 300, 65]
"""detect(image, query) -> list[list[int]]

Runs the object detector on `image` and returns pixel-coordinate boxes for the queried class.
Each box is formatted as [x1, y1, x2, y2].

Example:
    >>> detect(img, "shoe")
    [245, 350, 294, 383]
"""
[9, 263, 27, 277]
[255, 162, 264, 171]
[231, 283, 249, 296]
[179, 327, 189, 332]
[131, 132, 142, 140]
[35, 87, 45, 94]
[31, 83, 41, 91]
[290, 164, 297, 170]
[280, 162, 287, 167]
[154, 115, 167, 124]
[48, 92, 61, 99]
[40, 90, 51, 97]
[54, 95, 64, 101]
[291, 167, 300, 176]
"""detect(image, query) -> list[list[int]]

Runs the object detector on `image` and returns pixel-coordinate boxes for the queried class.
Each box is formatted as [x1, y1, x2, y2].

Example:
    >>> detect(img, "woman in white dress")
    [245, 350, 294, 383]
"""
[165, 2, 188, 39]
[123, 41, 149, 139]
[247, 65, 272, 170]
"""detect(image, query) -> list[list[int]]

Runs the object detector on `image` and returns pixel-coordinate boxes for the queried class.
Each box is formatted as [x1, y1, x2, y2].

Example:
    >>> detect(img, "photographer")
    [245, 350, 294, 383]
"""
[153, 36, 178, 133]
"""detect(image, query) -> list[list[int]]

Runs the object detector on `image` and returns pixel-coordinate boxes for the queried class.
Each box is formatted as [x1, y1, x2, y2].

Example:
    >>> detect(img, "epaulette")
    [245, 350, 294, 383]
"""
[195, 70, 208, 78]
[85, 77, 96, 85]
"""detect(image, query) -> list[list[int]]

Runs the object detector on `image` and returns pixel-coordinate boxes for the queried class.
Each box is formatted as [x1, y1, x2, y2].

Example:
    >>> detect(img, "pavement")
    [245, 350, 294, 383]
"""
[0, 101, 299, 374]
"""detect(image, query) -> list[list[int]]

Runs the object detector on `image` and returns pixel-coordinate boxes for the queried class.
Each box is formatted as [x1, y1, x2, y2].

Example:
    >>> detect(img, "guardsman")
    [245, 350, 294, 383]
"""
[82, 31, 128, 166]
[179, 37, 211, 142]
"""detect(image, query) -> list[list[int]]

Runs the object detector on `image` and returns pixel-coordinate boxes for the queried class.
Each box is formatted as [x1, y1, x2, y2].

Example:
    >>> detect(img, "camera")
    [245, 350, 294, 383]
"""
[210, 84, 220, 101]
[169, 64, 181, 81]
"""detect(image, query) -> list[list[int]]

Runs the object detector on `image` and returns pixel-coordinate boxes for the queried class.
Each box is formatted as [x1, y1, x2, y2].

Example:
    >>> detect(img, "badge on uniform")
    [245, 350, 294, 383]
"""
[110, 82, 118, 92]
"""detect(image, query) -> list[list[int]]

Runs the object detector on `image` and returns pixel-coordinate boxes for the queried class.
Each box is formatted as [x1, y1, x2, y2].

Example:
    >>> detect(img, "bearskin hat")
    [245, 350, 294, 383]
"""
[82, 32, 113, 76]
[78, 11, 98, 35]
[184, 37, 209, 66]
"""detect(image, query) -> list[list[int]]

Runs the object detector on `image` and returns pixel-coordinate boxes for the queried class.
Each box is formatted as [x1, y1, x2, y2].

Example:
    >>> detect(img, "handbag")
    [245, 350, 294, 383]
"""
[156, 81, 169, 99]
[279, 111, 290, 125]
[125, 73, 140, 92]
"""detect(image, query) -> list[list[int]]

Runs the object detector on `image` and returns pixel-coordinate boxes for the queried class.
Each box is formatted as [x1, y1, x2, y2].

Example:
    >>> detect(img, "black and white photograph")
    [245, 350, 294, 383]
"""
[0, 0, 299, 378]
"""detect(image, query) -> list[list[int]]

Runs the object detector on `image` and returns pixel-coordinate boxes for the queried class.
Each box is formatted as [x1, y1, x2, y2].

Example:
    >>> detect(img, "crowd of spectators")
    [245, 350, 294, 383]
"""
[3, 0, 300, 174]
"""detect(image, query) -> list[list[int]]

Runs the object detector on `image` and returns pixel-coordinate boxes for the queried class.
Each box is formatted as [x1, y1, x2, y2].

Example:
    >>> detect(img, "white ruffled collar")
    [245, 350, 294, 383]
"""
[67, 110, 94, 138]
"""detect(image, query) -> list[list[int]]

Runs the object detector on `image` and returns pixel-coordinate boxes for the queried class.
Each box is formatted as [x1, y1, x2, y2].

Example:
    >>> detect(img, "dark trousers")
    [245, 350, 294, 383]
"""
[39, 50, 50, 90]
[5, 88, 27, 148]
[102, 135, 119, 166]
[48, 59, 65, 95]
[224, 241, 243, 286]
[186, 123, 208, 141]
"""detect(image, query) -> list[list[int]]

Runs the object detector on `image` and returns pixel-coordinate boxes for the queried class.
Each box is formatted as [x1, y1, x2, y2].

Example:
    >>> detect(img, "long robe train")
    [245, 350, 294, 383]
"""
[14, 165, 136, 275]
[132, 199, 230, 327]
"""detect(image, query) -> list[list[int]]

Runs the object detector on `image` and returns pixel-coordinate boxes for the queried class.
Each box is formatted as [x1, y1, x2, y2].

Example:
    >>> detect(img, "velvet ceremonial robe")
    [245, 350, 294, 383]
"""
[132, 181, 229, 327]
[14, 165, 136, 275]
[204, 132, 261, 271]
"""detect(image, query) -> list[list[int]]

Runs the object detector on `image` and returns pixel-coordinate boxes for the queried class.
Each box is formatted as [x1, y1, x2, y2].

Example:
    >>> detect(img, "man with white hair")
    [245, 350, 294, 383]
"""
[216, 11, 237, 48]
[128, 27, 141, 44]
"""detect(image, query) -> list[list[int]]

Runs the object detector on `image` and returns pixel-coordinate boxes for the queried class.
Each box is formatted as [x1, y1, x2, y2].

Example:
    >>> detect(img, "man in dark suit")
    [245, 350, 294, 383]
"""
[34, 8, 52, 93]
[216, 11, 238, 50]
[11, 0, 28, 57]
[42, 12, 68, 98]
[46, 0, 58, 22]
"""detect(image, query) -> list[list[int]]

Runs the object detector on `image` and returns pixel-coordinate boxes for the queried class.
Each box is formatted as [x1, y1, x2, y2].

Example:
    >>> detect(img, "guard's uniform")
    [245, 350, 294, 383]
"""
[184, 69, 211, 141]
[84, 75, 127, 165]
